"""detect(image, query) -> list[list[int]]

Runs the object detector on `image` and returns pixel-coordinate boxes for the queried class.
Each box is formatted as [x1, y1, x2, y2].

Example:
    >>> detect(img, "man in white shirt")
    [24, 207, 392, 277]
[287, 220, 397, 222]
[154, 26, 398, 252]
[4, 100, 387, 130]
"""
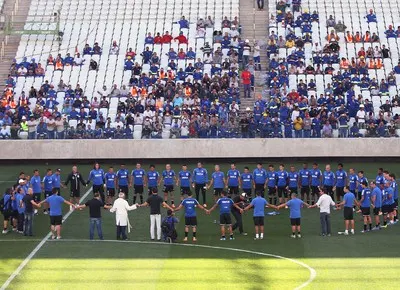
[356, 104, 366, 128]
[27, 116, 38, 139]
[0, 124, 10, 139]
[74, 53, 85, 66]
[253, 41, 261, 70]
[309, 187, 335, 236]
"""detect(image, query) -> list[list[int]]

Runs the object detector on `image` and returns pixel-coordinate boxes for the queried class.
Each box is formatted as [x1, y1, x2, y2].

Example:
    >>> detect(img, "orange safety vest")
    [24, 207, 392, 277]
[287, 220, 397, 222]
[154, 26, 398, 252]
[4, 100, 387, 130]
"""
[354, 34, 361, 42]
[184, 87, 192, 96]
[368, 60, 375, 69]
[376, 59, 383, 69]
[363, 34, 370, 42]
[155, 99, 163, 110]
[340, 59, 349, 69]
[130, 86, 138, 97]
[56, 61, 63, 70]
[9, 100, 17, 108]
[19, 98, 28, 106]
[140, 87, 147, 97]
[168, 71, 175, 80]
[345, 34, 353, 42]
[5, 89, 12, 98]
[159, 71, 166, 79]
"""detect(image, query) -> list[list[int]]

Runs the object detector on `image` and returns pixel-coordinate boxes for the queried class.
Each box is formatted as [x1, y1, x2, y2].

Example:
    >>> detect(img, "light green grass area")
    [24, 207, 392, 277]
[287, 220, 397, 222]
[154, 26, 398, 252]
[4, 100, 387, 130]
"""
[0, 161, 399, 289]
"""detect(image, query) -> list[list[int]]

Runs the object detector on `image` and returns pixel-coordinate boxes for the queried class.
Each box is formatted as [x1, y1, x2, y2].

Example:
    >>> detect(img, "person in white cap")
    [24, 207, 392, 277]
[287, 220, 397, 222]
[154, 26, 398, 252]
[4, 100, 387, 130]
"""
[229, 25, 240, 38]
[356, 104, 366, 128]
[109, 192, 138, 240]
[242, 39, 252, 69]
[232, 193, 248, 235]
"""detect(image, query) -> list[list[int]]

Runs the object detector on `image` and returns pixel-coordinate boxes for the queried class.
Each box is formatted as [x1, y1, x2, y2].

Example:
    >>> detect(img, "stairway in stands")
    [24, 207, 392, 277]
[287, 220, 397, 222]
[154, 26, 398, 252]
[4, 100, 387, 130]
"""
[0, 0, 31, 84]
[239, 0, 269, 111]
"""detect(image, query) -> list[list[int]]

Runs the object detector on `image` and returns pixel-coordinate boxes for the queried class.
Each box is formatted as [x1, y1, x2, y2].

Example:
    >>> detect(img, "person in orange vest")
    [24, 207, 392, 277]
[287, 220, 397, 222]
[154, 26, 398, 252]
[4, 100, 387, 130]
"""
[47, 54, 55, 65]
[4, 88, 13, 99]
[8, 98, 17, 109]
[326, 30, 339, 42]
[368, 58, 375, 69]
[139, 86, 148, 97]
[184, 85, 192, 97]
[345, 31, 353, 42]
[340, 57, 349, 69]
[354, 32, 362, 42]
[55, 58, 64, 70]
[130, 86, 139, 97]
[1, 97, 8, 107]
[159, 68, 167, 80]
[167, 68, 175, 80]
[363, 31, 371, 42]
[375, 58, 383, 69]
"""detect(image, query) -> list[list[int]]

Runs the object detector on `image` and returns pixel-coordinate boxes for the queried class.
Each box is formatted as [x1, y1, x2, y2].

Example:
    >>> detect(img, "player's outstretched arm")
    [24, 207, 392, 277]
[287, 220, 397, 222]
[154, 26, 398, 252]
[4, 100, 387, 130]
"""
[243, 204, 253, 211]
[277, 203, 287, 210]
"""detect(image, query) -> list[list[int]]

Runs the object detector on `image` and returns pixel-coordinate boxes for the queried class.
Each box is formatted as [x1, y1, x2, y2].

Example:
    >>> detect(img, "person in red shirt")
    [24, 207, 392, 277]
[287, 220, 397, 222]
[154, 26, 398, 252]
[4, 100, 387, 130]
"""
[154, 33, 162, 44]
[162, 31, 173, 43]
[241, 67, 251, 98]
[174, 31, 188, 44]
[287, 89, 300, 102]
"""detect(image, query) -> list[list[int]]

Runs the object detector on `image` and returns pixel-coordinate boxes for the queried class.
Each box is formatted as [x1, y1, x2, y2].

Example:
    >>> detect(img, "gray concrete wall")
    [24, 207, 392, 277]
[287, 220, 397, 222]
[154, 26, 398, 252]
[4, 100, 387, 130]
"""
[1, 139, 398, 159]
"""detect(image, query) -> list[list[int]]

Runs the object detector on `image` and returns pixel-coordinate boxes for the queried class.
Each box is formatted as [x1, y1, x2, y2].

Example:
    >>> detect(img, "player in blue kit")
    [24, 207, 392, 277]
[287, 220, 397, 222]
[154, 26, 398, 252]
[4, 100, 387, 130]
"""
[376, 168, 385, 186]
[299, 163, 311, 203]
[336, 186, 359, 235]
[335, 163, 347, 202]
[161, 164, 177, 206]
[370, 181, 382, 230]
[278, 192, 310, 238]
[226, 163, 241, 197]
[356, 171, 368, 200]
[208, 165, 226, 202]
[104, 167, 116, 205]
[322, 164, 335, 201]
[288, 166, 299, 195]
[174, 191, 207, 242]
[88, 163, 106, 203]
[30, 169, 42, 214]
[310, 163, 322, 204]
[381, 180, 394, 227]
[207, 191, 242, 240]
[240, 167, 254, 198]
[253, 163, 267, 198]
[192, 162, 208, 207]
[266, 164, 277, 205]
[276, 164, 289, 205]
[359, 181, 372, 233]
[348, 168, 357, 194]
[177, 165, 192, 201]
[116, 164, 130, 200]
[146, 165, 160, 194]
[42, 169, 54, 214]
[244, 191, 278, 240]
[130, 163, 145, 204]
[389, 173, 398, 223]
[52, 168, 64, 195]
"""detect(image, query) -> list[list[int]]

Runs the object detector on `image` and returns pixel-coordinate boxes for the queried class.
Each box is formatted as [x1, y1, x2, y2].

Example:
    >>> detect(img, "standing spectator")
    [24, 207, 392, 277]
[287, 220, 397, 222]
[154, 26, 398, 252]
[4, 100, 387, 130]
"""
[256, 0, 264, 10]
[309, 187, 336, 236]
[241, 67, 251, 98]
[293, 116, 303, 138]
[109, 192, 137, 240]
[242, 40, 251, 68]
[139, 188, 173, 241]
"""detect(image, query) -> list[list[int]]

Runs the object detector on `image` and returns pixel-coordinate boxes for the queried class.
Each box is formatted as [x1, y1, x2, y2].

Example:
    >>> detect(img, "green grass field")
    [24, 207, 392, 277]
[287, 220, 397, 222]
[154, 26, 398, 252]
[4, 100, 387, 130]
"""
[0, 161, 399, 290]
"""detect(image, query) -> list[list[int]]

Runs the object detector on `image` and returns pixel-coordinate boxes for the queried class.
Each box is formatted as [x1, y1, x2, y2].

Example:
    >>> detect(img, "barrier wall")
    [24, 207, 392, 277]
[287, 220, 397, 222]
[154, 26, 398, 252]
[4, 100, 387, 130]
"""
[0, 138, 399, 160]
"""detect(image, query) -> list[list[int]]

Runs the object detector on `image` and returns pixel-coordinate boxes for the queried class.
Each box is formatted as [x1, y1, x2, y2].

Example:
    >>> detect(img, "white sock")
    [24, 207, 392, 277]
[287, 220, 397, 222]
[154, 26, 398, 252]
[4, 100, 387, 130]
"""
[255, 234, 259, 238]
[260, 233, 264, 238]
[345, 230, 348, 234]
[350, 229, 354, 233]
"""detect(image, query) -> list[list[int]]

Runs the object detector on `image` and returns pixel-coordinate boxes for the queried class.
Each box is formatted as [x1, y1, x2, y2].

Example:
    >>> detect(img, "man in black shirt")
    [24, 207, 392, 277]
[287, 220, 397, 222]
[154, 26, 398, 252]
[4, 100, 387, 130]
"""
[77, 193, 111, 240]
[22, 188, 41, 236]
[381, 45, 390, 59]
[139, 188, 173, 241]
[65, 165, 87, 207]
[232, 193, 247, 235]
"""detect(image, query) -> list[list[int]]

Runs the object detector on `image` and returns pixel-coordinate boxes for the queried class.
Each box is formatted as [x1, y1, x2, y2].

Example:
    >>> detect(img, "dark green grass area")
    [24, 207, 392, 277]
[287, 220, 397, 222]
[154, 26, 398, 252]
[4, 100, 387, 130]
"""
[0, 161, 399, 289]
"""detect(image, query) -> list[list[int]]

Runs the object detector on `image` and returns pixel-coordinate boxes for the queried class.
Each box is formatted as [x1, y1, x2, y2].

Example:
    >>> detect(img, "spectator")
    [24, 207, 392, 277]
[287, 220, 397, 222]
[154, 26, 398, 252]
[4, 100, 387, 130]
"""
[110, 40, 119, 55]
[365, 9, 377, 23]
[241, 67, 251, 98]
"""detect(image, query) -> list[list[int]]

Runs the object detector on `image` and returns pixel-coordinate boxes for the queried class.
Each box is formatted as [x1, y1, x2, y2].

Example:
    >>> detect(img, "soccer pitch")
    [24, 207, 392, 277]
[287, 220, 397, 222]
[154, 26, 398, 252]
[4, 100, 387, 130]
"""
[0, 161, 399, 290]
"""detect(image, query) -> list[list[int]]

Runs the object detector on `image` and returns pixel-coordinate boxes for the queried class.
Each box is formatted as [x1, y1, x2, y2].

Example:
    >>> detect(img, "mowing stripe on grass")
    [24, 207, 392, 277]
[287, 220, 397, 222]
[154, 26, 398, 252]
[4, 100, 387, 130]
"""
[0, 239, 42, 242]
[47, 239, 317, 289]
[0, 188, 93, 290]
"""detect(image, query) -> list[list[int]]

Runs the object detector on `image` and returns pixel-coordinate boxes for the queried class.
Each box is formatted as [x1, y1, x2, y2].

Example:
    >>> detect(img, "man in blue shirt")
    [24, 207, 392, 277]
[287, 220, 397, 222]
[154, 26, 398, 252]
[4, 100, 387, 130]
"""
[277, 164, 289, 205]
[389, 173, 398, 223]
[244, 191, 278, 240]
[52, 169, 64, 195]
[335, 163, 347, 202]
[146, 164, 160, 194]
[359, 181, 372, 233]
[266, 164, 277, 205]
[226, 163, 241, 197]
[208, 165, 226, 202]
[370, 181, 382, 230]
[88, 163, 106, 203]
[130, 163, 145, 204]
[42, 169, 54, 215]
[382, 180, 395, 227]
[161, 164, 177, 206]
[356, 171, 368, 200]
[105, 167, 116, 205]
[376, 168, 385, 187]
[348, 168, 357, 195]
[288, 166, 299, 195]
[253, 163, 268, 198]
[323, 164, 335, 201]
[174, 191, 206, 242]
[310, 163, 322, 204]
[30, 169, 42, 214]
[177, 164, 192, 201]
[240, 167, 254, 198]
[116, 164, 130, 200]
[299, 163, 311, 203]
[207, 191, 242, 240]
[278, 193, 310, 238]
[192, 162, 208, 207]
[336, 186, 358, 235]
[39, 188, 75, 239]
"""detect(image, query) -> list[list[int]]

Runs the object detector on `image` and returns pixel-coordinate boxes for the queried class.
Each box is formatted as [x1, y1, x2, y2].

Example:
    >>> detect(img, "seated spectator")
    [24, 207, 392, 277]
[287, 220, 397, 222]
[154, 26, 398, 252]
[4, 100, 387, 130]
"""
[110, 40, 119, 55]
[326, 15, 336, 27]
[93, 42, 102, 55]
[47, 54, 55, 65]
[83, 44, 92, 55]
[365, 9, 377, 23]
[326, 30, 339, 42]
[334, 20, 346, 33]
[385, 25, 396, 38]
[154, 32, 162, 44]
[222, 16, 231, 28]
[145, 32, 154, 44]
[162, 31, 173, 43]
[63, 53, 74, 66]
[381, 45, 390, 58]
[393, 62, 400, 74]
[371, 32, 380, 42]
[196, 26, 206, 38]
[322, 121, 333, 138]
[345, 31, 354, 42]
[74, 53, 85, 66]
[89, 59, 98, 70]
[125, 48, 136, 59]
[204, 15, 214, 28]
[174, 31, 188, 44]
[17, 65, 27, 76]
[0, 124, 10, 139]
[354, 32, 362, 42]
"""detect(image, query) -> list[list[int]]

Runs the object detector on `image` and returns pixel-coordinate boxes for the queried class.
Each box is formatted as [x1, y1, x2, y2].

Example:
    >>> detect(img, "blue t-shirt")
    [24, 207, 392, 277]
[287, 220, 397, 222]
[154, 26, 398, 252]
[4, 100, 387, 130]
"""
[132, 169, 145, 186]
[288, 172, 299, 188]
[343, 192, 356, 207]
[227, 169, 240, 186]
[42, 175, 54, 192]
[46, 195, 65, 216]
[391, 181, 398, 200]
[240, 173, 253, 189]
[30, 175, 42, 193]
[311, 169, 322, 186]
[212, 171, 225, 189]
[179, 170, 191, 187]
[371, 187, 382, 207]
[52, 174, 61, 188]
[299, 169, 310, 186]
[217, 197, 234, 214]
[16, 193, 25, 214]
[286, 198, 304, 218]
[147, 171, 160, 187]
[181, 197, 199, 217]
[357, 176, 368, 192]
[193, 168, 208, 184]
[277, 170, 288, 187]
[162, 170, 176, 186]
[250, 196, 268, 217]
[323, 171, 335, 186]
[335, 170, 347, 187]
[385, 186, 395, 204]
[360, 188, 371, 208]
[253, 168, 267, 185]
[116, 169, 129, 186]
[105, 172, 116, 189]
[376, 174, 385, 186]
[348, 174, 357, 191]
[266, 171, 277, 187]
[88, 169, 105, 185]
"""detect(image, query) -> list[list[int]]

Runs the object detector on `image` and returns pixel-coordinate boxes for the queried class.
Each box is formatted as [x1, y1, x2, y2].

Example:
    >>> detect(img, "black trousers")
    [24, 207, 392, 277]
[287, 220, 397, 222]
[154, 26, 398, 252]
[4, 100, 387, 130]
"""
[17, 213, 24, 231]
[195, 184, 206, 204]
[232, 210, 243, 233]
[257, 0, 264, 9]
[116, 225, 127, 240]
